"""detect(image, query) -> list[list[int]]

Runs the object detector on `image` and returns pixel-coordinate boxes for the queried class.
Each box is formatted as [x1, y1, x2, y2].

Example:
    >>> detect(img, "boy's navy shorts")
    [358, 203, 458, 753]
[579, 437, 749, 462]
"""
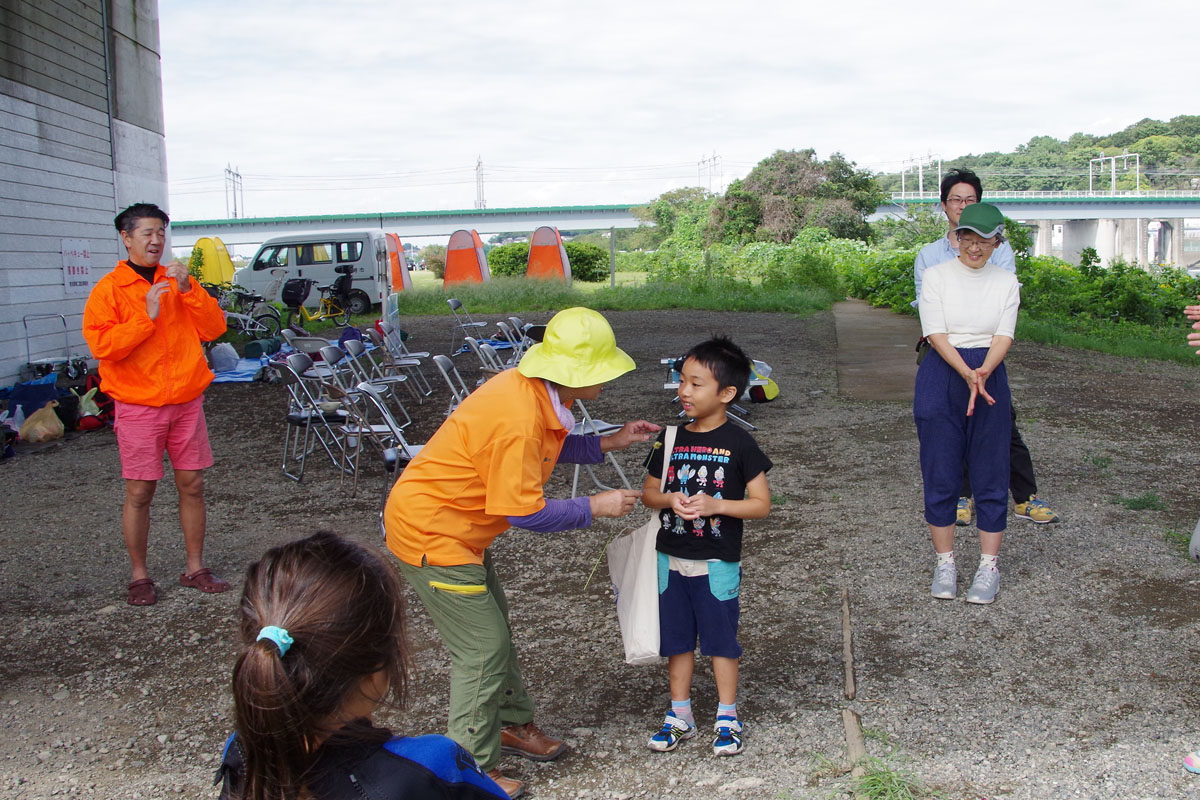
[657, 553, 742, 659]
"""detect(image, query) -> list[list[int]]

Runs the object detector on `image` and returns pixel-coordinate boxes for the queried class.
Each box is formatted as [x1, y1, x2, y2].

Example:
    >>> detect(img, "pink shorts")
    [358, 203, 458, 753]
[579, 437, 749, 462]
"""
[114, 395, 213, 481]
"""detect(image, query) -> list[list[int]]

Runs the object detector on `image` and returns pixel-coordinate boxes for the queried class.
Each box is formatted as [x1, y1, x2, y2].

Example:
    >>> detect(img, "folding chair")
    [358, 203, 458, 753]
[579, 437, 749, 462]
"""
[366, 326, 432, 400]
[447, 298, 488, 354]
[276, 354, 350, 481]
[463, 336, 507, 381]
[341, 339, 415, 428]
[320, 383, 397, 497]
[495, 320, 527, 365]
[432, 354, 471, 416]
[570, 400, 632, 498]
[330, 380, 424, 499]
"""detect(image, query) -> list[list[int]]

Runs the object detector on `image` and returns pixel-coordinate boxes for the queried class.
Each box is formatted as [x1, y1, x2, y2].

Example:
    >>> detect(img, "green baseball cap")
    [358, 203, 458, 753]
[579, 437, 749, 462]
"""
[954, 202, 1005, 238]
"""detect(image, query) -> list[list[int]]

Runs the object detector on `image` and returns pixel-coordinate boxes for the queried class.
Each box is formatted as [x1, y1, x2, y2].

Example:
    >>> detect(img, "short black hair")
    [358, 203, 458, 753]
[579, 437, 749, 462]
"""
[939, 168, 983, 204]
[680, 335, 752, 400]
[114, 203, 169, 234]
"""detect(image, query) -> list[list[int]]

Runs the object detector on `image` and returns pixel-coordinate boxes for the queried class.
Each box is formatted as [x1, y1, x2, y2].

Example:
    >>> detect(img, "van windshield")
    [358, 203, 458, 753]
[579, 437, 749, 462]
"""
[254, 245, 289, 270]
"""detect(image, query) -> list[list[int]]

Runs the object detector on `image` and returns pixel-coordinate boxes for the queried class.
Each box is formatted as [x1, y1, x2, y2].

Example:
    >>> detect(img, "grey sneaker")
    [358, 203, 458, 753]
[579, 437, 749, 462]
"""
[965, 564, 1000, 604]
[931, 561, 957, 599]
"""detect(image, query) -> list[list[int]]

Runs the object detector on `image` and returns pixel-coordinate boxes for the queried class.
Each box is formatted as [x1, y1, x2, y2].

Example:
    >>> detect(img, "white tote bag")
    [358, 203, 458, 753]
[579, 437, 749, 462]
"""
[607, 425, 677, 666]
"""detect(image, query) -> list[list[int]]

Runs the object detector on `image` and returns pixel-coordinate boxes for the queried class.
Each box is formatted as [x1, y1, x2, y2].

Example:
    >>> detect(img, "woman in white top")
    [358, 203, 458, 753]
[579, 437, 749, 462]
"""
[914, 202, 1020, 605]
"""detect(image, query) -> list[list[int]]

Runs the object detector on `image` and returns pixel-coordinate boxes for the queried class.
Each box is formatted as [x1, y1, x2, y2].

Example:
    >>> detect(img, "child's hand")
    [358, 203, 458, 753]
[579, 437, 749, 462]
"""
[669, 492, 700, 520]
[681, 492, 721, 518]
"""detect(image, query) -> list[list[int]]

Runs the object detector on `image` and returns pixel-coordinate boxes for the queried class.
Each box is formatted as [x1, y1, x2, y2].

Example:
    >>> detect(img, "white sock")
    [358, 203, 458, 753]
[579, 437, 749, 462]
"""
[936, 551, 955, 566]
[979, 554, 998, 570]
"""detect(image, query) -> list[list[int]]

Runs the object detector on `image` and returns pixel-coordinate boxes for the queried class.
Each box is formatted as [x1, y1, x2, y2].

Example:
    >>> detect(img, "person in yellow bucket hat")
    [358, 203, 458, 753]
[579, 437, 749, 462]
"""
[383, 307, 659, 798]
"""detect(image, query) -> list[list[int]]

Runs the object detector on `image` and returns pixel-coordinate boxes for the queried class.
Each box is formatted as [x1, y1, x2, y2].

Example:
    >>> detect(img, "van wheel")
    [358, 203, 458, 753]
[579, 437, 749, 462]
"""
[346, 290, 371, 317]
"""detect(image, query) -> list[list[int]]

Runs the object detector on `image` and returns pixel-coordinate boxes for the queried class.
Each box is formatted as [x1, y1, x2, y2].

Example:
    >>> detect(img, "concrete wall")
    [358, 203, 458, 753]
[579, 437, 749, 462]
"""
[0, 0, 167, 387]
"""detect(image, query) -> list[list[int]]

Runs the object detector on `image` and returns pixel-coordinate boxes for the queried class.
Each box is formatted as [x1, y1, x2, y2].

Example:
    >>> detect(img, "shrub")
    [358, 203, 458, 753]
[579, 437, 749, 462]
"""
[486, 242, 529, 278]
[564, 240, 609, 282]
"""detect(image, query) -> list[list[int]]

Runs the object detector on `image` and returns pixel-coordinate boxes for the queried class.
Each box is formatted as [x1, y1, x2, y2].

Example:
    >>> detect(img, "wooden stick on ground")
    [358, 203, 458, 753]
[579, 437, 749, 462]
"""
[842, 708, 868, 779]
[842, 586, 856, 700]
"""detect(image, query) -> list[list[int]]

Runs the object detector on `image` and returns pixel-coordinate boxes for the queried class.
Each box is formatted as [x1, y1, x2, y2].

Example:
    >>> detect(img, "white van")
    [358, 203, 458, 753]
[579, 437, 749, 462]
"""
[231, 231, 390, 315]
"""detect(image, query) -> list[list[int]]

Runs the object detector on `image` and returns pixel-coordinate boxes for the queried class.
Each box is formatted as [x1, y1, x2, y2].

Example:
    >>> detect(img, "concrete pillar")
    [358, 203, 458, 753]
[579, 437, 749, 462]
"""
[1116, 219, 1141, 265]
[1170, 218, 1185, 267]
[1062, 219, 1098, 265]
[1154, 220, 1174, 264]
[1035, 220, 1054, 258]
[107, 0, 170, 247]
[1094, 218, 1118, 265]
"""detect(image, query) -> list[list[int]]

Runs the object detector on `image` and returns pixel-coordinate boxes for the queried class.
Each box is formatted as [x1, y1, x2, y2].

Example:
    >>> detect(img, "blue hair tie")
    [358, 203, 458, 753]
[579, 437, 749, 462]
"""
[257, 625, 294, 657]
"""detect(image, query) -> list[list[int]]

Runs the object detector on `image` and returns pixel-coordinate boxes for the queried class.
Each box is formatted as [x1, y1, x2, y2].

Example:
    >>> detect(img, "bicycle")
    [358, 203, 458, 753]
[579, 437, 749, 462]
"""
[204, 283, 282, 340]
[282, 265, 355, 331]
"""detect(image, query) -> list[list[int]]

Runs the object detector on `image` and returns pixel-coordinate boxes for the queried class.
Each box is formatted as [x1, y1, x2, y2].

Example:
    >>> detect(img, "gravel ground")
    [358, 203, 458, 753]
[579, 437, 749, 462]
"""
[2, 308, 1199, 800]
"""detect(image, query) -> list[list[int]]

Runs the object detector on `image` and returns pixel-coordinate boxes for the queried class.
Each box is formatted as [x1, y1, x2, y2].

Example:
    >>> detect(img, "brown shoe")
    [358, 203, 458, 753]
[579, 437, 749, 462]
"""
[500, 721, 566, 762]
[485, 769, 525, 799]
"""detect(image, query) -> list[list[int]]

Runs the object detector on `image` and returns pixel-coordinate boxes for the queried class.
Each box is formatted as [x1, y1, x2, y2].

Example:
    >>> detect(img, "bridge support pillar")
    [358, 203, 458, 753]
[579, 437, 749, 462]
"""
[1062, 219, 1097, 266]
[1115, 218, 1142, 264]
[1034, 220, 1055, 257]
[1095, 218, 1119, 265]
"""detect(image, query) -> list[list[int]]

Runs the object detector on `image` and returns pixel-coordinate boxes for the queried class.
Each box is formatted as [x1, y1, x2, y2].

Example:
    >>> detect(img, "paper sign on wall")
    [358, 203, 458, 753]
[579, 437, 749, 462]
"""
[62, 239, 93, 296]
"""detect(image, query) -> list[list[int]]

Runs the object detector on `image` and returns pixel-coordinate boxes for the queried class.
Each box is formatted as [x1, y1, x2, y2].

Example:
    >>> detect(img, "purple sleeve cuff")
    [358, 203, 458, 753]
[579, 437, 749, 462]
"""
[558, 434, 604, 464]
[508, 496, 593, 533]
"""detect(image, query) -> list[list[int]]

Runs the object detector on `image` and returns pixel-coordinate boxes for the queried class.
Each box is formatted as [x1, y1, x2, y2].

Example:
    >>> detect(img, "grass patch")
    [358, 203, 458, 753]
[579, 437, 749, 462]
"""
[388, 276, 836, 318]
[1113, 492, 1168, 511]
[1164, 527, 1192, 555]
[852, 758, 940, 800]
[1016, 317, 1200, 366]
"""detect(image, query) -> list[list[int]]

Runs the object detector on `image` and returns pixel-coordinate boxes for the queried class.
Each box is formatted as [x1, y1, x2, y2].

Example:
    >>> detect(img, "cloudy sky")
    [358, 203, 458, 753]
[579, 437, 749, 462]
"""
[159, 0, 1197, 222]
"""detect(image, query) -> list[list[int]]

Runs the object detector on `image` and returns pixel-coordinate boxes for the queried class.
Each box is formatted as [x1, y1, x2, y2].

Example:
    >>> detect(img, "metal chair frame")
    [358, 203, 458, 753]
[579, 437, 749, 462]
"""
[432, 354, 472, 416]
[447, 298, 488, 354]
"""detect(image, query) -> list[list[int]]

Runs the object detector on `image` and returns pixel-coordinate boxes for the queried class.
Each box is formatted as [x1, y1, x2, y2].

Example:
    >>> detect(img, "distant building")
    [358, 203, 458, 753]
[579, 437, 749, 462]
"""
[1, 0, 168, 386]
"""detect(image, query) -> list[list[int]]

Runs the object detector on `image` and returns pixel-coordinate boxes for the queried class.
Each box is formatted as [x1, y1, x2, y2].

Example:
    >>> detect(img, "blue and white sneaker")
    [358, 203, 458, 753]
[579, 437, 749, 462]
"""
[712, 717, 744, 756]
[647, 713, 696, 752]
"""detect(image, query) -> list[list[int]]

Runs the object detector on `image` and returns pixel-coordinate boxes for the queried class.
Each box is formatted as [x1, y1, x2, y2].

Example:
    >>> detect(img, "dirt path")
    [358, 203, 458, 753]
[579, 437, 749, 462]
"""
[2, 308, 1199, 799]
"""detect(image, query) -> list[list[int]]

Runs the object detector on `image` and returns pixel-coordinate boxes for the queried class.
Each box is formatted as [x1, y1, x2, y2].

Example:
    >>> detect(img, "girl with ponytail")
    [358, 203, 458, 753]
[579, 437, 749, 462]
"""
[216, 531, 507, 800]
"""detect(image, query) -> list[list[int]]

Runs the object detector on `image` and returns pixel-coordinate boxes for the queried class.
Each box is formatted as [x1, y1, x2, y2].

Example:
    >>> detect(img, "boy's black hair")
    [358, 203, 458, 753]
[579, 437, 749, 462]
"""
[939, 168, 983, 204]
[114, 203, 169, 233]
[680, 335, 752, 400]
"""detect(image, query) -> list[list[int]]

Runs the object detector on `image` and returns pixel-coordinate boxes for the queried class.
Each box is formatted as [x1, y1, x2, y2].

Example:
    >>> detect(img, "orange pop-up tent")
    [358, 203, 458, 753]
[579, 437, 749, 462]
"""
[526, 226, 571, 282]
[385, 233, 413, 292]
[443, 229, 491, 286]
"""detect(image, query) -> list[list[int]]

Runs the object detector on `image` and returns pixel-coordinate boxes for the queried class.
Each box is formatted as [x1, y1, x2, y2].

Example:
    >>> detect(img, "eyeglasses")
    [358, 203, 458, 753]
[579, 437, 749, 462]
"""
[959, 235, 997, 250]
[944, 195, 978, 206]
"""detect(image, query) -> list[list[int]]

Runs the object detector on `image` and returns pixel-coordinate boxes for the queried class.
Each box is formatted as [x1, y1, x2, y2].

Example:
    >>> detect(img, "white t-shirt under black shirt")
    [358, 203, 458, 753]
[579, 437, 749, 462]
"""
[918, 257, 1020, 349]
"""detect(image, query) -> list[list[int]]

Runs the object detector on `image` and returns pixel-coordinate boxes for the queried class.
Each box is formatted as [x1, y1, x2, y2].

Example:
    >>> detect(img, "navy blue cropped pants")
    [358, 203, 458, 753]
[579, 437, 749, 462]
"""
[914, 347, 1011, 532]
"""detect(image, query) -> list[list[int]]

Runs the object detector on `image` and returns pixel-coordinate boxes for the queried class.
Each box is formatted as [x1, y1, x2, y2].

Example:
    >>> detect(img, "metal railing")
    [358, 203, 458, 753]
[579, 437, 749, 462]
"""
[890, 190, 1200, 202]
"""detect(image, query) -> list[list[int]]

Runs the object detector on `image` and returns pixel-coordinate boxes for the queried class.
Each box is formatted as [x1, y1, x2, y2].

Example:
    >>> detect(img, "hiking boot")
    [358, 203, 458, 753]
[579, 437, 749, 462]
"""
[712, 717, 744, 756]
[499, 722, 566, 761]
[647, 713, 696, 752]
[930, 561, 957, 600]
[965, 564, 1000, 604]
[1014, 495, 1059, 524]
[486, 768, 525, 799]
[956, 497, 974, 526]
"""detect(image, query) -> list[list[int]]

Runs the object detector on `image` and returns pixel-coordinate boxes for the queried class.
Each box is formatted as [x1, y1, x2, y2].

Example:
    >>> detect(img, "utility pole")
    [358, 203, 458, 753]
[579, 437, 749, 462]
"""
[698, 151, 721, 194]
[1089, 152, 1140, 194]
[474, 156, 486, 209]
[224, 164, 244, 218]
[901, 153, 940, 197]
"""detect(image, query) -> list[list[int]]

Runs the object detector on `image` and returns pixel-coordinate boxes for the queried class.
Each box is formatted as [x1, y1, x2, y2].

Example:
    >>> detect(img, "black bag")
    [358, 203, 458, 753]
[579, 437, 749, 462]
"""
[281, 278, 314, 309]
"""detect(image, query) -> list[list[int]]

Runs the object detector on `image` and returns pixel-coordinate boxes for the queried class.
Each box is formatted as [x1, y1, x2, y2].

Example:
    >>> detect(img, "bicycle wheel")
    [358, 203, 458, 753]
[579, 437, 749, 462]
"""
[252, 312, 281, 339]
[332, 305, 351, 327]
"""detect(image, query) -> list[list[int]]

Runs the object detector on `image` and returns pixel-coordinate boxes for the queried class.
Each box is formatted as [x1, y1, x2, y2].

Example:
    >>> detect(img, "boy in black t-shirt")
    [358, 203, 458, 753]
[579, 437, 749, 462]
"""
[641, 336, 772, 757]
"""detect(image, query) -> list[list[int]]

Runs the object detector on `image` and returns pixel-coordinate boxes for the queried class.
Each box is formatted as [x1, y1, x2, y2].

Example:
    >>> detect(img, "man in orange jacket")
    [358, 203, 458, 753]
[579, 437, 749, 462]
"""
[83, 203, 228, 606]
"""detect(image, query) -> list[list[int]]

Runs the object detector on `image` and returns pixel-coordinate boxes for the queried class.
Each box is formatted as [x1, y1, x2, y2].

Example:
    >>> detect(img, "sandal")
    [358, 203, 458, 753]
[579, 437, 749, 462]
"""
[127, 578, 158, 606]
[179, 568, 230, 594]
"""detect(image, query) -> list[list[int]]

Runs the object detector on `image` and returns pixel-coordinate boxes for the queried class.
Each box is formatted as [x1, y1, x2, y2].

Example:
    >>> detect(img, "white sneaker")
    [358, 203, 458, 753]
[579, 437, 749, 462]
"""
[965, 564, 1000, 604]
[930, 561, 957, 599]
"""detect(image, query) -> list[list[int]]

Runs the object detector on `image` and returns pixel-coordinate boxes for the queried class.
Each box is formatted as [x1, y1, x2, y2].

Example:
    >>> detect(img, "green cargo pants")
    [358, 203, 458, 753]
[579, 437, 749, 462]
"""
[397, 551, 535, 771]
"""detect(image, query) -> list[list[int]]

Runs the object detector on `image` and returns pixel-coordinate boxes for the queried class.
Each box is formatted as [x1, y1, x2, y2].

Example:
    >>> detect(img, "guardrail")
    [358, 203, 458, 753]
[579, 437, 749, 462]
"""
[891, 190, 1200, 202]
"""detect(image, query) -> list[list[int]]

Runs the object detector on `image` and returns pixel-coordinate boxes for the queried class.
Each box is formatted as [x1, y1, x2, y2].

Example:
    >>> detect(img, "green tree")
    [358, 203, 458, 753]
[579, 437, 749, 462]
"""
[188, 245, 205, 282]
[563, 240, 608, 282]
[486, 242, 529, 278]
[422, 245, 447, 279]
[708, 149, 882, 244]
[631, 187, 714, 249]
